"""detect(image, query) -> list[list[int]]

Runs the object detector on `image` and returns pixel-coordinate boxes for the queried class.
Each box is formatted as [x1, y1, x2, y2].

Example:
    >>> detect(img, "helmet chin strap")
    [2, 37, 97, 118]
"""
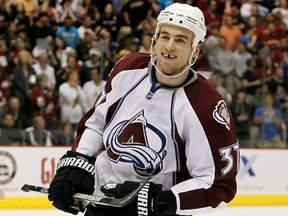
[150, 36, 198, 80]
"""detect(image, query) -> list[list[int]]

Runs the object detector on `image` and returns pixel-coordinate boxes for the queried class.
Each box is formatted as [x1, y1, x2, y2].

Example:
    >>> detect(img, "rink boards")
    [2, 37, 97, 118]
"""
[0, 147, 288, 208]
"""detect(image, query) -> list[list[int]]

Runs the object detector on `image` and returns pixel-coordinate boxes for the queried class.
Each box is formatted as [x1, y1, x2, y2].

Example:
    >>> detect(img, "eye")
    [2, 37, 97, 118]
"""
[175, 38, 186, 43]
[160, 35, 170, 40]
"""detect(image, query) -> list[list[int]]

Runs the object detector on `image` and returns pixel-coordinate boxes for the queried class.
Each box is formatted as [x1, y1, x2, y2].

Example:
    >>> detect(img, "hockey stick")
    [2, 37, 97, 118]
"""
[21, 150, 166, 208]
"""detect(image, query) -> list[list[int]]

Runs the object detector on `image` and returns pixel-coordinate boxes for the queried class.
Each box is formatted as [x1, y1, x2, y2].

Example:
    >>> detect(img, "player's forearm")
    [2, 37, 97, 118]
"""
[170, 177, 236, 215]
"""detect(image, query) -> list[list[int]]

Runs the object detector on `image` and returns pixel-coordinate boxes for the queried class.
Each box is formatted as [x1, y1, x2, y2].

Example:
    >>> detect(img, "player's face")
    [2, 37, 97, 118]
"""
[155, 24, 194, 77]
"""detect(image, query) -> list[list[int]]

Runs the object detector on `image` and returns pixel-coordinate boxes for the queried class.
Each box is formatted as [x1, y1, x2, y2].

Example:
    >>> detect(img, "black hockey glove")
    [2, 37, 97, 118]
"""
[84, 181, 176, 216]
[48, 150, 96, 215]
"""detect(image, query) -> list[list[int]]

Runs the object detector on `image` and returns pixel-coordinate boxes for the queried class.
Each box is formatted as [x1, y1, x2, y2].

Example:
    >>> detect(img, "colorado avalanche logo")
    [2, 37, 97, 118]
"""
[106, 110, 166, 176]
[213, 100, 231, 130]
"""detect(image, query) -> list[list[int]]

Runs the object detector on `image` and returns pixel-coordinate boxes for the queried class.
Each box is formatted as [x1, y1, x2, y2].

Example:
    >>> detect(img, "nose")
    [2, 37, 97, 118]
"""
[165, 38, 175, 51]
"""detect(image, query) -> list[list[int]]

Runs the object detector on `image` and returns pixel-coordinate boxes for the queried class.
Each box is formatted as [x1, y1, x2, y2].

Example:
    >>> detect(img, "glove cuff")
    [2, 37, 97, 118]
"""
[138, 182, 162, 216]
[158, 190, 176, 215]
[57, 150, 96, 176]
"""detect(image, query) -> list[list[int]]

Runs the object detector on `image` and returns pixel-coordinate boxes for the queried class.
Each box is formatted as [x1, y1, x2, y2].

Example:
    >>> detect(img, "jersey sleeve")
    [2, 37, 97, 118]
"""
[171, 76, 239, 215]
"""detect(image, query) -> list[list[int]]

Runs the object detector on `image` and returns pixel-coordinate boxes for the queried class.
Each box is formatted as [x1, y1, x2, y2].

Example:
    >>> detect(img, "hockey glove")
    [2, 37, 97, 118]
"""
[84, 181, 176, 216]
[48, 150, 96, 215]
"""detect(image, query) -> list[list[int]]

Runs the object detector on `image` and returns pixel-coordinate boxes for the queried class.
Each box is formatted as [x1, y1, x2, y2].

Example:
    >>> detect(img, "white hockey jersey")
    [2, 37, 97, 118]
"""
[73, 53, 239, 215]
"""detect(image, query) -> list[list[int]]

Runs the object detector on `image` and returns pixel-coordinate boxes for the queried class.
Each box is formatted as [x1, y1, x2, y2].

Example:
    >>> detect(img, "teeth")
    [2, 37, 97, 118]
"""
[163, 54, 175, 58]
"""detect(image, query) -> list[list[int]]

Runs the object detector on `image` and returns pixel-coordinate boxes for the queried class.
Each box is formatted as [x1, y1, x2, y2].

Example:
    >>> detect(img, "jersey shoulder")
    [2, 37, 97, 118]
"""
[185, 73, 224, 104]
[105, 53, 151, 93]
[111, 52, 150, 76]
[184, 73, 236, 141]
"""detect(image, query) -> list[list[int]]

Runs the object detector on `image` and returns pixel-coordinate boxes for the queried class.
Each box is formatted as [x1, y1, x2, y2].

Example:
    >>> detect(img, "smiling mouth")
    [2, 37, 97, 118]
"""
[162, 53, 176, 59]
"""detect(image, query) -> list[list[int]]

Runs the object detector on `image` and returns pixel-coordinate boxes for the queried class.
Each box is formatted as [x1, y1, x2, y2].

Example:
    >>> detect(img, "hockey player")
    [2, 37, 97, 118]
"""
[47, 3, 239, 216]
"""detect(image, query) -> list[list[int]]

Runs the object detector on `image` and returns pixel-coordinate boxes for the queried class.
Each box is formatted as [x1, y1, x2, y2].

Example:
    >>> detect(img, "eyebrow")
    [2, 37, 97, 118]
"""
[160, 30, 190, 40]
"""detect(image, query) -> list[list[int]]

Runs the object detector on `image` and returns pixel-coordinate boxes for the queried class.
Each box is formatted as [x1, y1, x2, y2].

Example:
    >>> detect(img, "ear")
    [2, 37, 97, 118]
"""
[152, 35, 157, 44]
[151, 35, 157, 51]
[193, 43, 202, 58]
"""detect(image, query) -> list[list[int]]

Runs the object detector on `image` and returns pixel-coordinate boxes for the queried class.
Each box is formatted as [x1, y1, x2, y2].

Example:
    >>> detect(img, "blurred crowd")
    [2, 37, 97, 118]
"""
[0, 0, 287, 148]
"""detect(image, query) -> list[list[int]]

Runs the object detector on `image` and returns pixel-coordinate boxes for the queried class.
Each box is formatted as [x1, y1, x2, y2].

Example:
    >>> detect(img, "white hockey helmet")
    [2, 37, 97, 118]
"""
[155, 3, 206, 47]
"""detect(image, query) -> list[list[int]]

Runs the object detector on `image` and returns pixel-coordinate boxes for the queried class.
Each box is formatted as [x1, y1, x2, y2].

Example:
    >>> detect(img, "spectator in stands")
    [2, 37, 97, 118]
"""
[255, 56, 276, 82]
[233, 40, 253, 88]
[87, 3, 101, 25]
[14, 0, 36, 23]
[209, 73, 232, 104]
[230, 88, 252, 148]
[3, 96, 23, 128]
[29, 74, 58, 130]
[271, 0, 288, 31]
[253, 93, 285, 148]
[267, 67, 288, 114]
[208, 36, 237, 94]
[0, 38, 9, 71]
[111, 0, 126, 11]
[121, 0, 153, 29]
[203, 0, 222, 30]
[80, 48, 101, 85]
[95, 3, 120, 42]
[134, 18, 157, 40]
[56, 15, 80, 49]
[58, 69, 86, 130]
[219, 14, 242, 51]
[228, 1, 244, 29]
[2, 22, 17, 52]
[63, 47, 83, 68]
[205, 23, 221, 51]
[0, 40, 10, 85]
[94, 27, 114, 80]
[240, 0, 268, 27]
[58, 0, 78, 24]
[22, 115, 54, 146]
[272, 38, 288, 68]
[0, 0, 10, 35]
[93, 0, 111, 14]
[55, 120, 75, 146]
[56, 53, 82, 89]
[10, 28, 28, 49]
[0, 113, 22, 145]
[32, 50, 56, 91]
[1, 114, 16, 128]
[38, 0, 60, 26]
[259, 23, 284, 48]
[241, 58, 262, 107]
[9, 1, 30, 32]
[75, 29, 95, 62]
[51, 36, 67, 71]
[245, 14, 262, 31]
[239, 25, 258, 54]
[0, 63, 10, 117]
[138, 33, 152, 53]
[76, 0, 97, 19]
[77, 15, 94, 40]
[26, 12, 55, 49]
[116, 25, 132, 45]
[8, 33, 31, 71]
[10, 50, 37, 127]
[267, 66, 288, 95]
[82, 67, 106, 112]
[256, 13, 285, 48]
[149, 0, 160, 18]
